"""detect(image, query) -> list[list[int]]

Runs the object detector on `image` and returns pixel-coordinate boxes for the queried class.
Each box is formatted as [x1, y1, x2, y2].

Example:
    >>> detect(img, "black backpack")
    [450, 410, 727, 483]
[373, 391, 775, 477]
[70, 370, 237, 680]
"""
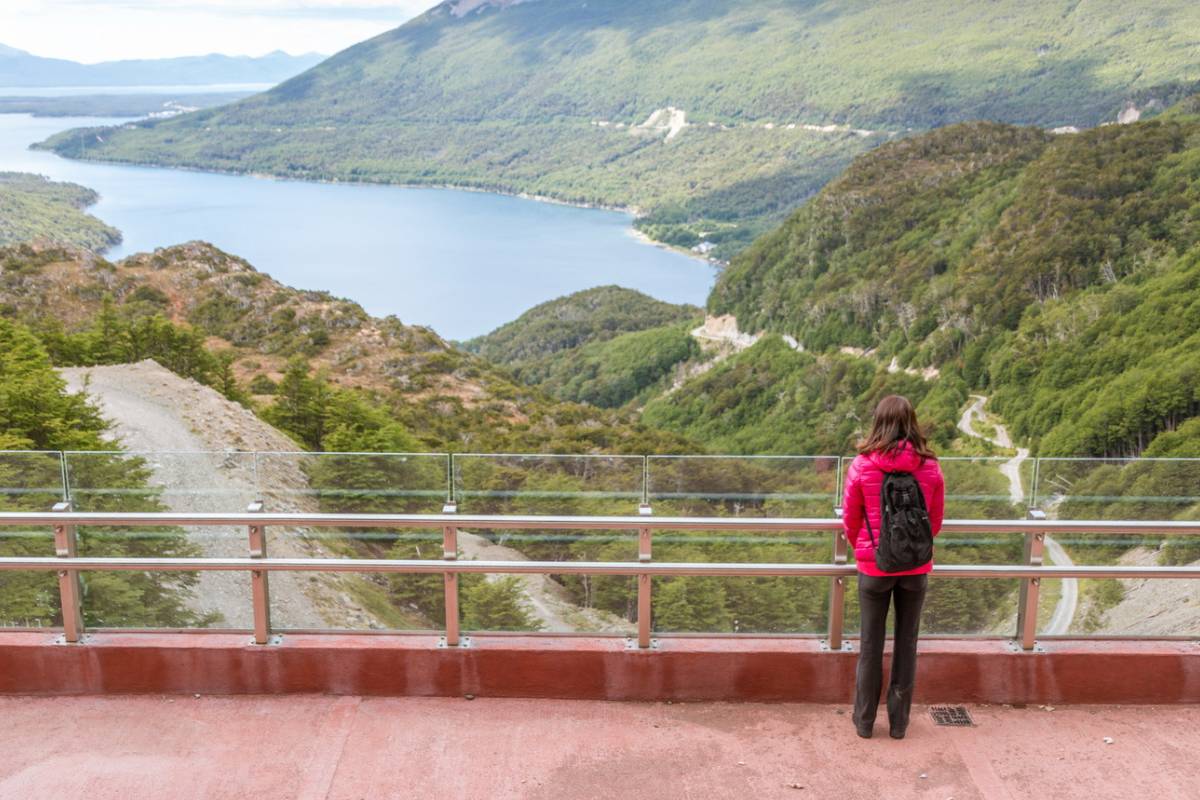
[864, 470, 934, 573]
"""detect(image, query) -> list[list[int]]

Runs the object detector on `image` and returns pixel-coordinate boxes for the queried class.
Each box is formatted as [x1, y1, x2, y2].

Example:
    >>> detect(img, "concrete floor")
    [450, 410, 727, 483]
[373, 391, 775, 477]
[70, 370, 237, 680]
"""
[0, 696, 1196, 799]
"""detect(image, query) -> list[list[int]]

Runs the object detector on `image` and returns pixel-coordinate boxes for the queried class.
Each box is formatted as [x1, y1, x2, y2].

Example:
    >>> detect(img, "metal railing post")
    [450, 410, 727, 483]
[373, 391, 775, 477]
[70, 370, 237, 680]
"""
[641, 455, 649, 508]
[827, 507, 848, 651]
[52, 501, 84, 642]
[247, 501, 272, 644]
[57, 451, 70, 504]
[1016, 509, 1046, 650]
[1030, 458, 1041, 511]
[636, 524, 653, 648]
[442, 499, 460, 647]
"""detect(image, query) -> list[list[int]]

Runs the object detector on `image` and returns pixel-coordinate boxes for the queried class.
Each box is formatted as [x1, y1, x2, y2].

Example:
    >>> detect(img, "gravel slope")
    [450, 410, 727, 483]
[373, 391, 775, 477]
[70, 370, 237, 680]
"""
[59, 360, 381, 630]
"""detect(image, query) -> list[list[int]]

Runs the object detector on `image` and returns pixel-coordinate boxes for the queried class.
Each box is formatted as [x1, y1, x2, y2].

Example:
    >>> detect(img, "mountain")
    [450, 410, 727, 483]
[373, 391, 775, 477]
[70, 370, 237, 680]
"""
[464, 286, 703, 408]
[39, 0, 1200, 259]
[0, 172, 121, 251]
[0, 45, 325, 88]
[674, 99, 1200, 458]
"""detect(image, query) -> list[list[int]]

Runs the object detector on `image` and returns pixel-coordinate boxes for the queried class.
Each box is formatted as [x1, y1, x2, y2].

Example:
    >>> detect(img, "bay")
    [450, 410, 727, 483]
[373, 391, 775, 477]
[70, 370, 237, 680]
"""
[0, 112, 714, 339]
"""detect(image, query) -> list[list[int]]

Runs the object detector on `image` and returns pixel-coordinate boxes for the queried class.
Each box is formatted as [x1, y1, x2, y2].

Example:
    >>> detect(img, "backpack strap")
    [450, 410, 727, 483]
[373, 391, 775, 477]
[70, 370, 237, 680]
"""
[862, 461, 890, 550]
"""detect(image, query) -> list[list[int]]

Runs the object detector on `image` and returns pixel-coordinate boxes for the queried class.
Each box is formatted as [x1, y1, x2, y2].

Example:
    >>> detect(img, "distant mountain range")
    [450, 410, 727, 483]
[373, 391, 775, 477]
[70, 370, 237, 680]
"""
[0, 44, 325, 88]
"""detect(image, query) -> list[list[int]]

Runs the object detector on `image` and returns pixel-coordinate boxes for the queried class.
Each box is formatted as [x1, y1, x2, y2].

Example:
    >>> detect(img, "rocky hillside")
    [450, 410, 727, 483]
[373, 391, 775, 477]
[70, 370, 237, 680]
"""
[41, 0, 1200, 258]
[0, 242, 691, 453]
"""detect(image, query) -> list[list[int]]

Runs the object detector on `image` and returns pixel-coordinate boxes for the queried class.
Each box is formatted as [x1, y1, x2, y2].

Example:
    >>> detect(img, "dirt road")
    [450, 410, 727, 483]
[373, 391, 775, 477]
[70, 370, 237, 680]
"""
[957, 394, 1077, 634]
[457, 531, 633, 633]
[59, 360, 379, 630]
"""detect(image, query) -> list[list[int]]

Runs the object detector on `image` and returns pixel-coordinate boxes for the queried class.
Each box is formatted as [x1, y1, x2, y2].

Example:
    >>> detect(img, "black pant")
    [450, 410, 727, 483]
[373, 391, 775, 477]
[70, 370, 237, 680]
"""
[853, 573, 928, 733]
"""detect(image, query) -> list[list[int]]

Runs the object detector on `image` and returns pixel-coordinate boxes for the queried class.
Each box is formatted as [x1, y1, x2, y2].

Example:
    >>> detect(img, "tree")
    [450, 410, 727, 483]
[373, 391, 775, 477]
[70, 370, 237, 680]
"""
[653, 577, 732, 633]
[264, 356, 324, 448]
[462, 577, 541, 632]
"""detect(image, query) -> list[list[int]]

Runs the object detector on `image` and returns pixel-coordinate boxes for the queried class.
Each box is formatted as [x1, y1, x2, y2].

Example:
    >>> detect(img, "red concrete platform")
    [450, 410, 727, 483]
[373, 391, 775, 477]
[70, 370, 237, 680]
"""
[1, 631, 1198, 704]
[0, 695, 1196, 799]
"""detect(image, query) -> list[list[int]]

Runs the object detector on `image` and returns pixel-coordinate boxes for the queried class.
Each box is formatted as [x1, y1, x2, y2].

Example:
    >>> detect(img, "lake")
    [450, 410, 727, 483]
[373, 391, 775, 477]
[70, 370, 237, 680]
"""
[0, 112, 714, 339]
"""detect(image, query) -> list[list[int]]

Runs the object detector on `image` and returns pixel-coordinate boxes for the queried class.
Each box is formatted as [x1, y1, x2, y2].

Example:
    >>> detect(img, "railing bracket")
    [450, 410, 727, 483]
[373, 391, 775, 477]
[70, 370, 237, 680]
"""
[52, 633, 91, 646]
[439, 635, 471, 649]
[249, 634, 283, 647]
[819, 639, 854, 653]
[626, 637, 660, 651]
[1007, 640, 1045, 654]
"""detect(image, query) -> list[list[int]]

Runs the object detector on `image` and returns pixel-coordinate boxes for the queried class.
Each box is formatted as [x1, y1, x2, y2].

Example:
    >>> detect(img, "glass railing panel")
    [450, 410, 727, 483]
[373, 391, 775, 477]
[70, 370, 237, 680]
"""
[841, 577, 1020, 636]
[458, 571, 637, 636]
[451, 454, 643, 633]
[1032, 458, 1200, 564]
[650, 576, 830, 635]
[1028, 457, 1200, 636]
[62, 450, 245, 629]
[1032, 457, 1200, 520]
[254, 451, 450, 515]
[452, 453, 643, 515]
[65, 450, 259, 513]
[0, 451, 66, 629]
[645, 456, 839, 633]
[648, 455, 839, 517]
[254, 452, 450, 632]
[836, 456, 1027, 635]
[1037, 575, 1200, 637]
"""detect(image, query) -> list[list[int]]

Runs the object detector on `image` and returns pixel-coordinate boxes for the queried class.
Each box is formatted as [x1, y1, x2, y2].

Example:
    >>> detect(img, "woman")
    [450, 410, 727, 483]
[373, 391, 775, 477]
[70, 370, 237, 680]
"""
[842, 394, 945, 739]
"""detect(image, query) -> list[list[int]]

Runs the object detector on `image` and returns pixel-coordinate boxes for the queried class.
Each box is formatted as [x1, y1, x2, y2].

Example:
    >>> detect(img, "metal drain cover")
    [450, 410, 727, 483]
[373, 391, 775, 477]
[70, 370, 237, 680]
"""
[929, 705, 975, 727]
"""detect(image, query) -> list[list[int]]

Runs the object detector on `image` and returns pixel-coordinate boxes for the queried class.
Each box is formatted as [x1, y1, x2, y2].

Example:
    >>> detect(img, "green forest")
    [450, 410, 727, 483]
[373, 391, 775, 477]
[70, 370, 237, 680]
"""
[707, 106, 1200, 459]
[464, 286, 703, 407]
[0, 172, 121, 251]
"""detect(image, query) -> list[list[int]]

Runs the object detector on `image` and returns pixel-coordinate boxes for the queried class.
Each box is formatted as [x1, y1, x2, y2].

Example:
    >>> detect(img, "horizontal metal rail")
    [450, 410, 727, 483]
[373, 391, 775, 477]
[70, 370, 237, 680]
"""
[3, 556, 1200, 580]
[4, 510, 1200, 650]
[3, 512, 1200, 535]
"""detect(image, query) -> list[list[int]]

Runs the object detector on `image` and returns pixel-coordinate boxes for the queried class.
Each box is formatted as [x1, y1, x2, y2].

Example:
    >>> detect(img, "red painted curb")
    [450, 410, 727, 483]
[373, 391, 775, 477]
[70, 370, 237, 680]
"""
[0, 632, 1196, 703]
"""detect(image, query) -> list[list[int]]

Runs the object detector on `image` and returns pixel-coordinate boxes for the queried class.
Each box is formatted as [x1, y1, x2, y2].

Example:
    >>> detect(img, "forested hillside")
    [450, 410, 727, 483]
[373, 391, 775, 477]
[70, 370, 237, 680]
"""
[463, 286, 702, 406]
[41, 0, 1200, 258]
[0, 173, 121, 251]
[699, 102, 1200, 457]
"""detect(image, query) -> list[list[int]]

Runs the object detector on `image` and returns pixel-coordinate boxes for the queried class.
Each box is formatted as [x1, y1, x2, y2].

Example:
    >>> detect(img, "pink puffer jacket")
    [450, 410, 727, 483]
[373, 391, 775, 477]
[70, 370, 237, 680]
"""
[842, 443, 945, 576]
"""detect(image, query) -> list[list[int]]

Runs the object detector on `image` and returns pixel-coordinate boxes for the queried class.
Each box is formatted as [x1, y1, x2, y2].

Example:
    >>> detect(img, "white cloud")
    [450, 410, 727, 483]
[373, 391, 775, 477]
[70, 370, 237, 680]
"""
[1, 1, 435, 62]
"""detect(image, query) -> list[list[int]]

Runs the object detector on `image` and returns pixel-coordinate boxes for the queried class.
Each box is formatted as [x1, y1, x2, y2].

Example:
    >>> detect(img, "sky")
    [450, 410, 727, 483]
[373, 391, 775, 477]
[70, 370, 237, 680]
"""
[1, 1, 435, 63]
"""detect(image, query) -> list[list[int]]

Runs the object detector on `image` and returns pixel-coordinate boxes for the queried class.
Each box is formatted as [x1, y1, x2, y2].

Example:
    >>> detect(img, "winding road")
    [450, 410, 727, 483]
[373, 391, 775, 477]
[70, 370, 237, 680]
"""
[957, 395, 1077, 634]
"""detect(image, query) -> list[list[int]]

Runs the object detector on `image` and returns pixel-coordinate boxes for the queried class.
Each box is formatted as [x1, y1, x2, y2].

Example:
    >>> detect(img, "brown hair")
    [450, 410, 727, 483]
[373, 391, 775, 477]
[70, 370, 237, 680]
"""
[858, 395, 937, 460]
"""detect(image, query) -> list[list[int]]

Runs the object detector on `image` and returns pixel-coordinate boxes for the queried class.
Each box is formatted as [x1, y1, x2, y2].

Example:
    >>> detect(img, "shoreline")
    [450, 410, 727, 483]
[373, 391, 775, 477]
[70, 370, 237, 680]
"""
[27, 124, 725, 267]
[35, 132, 638, 212]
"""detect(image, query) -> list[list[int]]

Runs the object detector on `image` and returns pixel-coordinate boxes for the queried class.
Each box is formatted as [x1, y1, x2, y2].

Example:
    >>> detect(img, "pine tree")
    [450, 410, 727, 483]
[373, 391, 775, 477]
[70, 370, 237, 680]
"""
[653, 577, 732, 633]
[462, 576, 542, 631]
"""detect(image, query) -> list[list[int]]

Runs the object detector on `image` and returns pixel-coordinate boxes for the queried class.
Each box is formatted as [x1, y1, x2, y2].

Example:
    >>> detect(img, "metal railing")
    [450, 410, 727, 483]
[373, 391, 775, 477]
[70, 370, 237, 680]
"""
[9, 450, 1200, 519]
[3, 507, 1200, 651]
